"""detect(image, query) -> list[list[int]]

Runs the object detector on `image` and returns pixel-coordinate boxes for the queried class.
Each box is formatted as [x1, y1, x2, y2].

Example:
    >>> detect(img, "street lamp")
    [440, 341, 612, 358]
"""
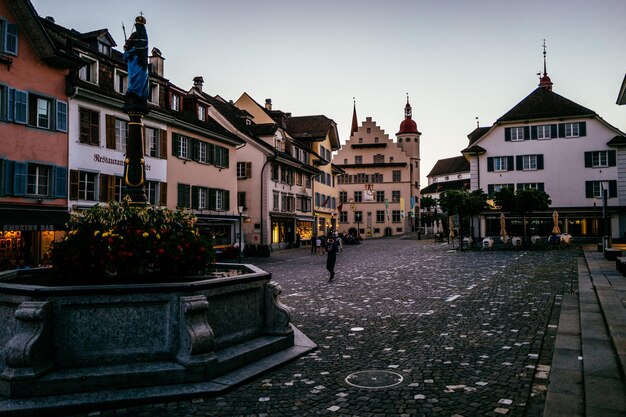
[238, 206, 244, 263]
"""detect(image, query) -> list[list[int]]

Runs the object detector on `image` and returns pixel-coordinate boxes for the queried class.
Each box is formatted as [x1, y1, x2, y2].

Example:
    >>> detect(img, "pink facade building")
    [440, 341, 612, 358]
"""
[0, 0, 81, 269]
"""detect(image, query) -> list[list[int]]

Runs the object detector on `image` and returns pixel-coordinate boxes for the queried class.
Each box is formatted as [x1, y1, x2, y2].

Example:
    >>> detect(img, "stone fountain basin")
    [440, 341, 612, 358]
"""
[0, 264, 315, 415]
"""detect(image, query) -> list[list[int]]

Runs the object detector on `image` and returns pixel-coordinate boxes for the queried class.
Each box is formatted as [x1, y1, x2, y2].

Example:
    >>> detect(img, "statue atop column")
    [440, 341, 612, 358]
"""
[122, 14, 149, 113]
[122, 14, 149, 204]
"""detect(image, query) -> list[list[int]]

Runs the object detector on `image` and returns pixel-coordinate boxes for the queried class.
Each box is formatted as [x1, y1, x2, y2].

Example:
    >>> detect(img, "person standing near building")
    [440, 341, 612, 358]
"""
[316, 236, 322, 255]
[326, 238, 339, 282]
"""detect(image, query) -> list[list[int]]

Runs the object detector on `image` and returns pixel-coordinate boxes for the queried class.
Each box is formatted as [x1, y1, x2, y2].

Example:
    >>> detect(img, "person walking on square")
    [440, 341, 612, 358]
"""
[316, 236, 322, 255]
[326, 237, 339, 282]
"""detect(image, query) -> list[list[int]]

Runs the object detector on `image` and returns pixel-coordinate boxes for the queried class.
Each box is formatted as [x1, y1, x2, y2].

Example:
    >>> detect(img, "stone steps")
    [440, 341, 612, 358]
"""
[544, 249, 626, 417]
[0, 326, 316, 416]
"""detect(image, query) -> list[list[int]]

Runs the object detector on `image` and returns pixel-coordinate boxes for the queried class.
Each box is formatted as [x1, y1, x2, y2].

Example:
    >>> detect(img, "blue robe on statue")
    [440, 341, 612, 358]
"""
[123, 22, 149, 109]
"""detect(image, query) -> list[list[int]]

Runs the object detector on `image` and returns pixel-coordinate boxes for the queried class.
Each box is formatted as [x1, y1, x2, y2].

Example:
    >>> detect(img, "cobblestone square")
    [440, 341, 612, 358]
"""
[74, 237, 578, 417]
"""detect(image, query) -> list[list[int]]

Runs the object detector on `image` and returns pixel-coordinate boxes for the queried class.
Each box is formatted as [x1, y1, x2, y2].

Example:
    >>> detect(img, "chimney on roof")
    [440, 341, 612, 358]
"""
[193, 76, 204, 92]
[149, 47, 165, 78]
[265, 98, 272, 110]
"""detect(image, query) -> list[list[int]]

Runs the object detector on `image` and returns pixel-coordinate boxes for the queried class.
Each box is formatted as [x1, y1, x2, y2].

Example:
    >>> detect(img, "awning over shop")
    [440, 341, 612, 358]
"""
[195, 215, 238, 227]
[0, 207, 70, 231]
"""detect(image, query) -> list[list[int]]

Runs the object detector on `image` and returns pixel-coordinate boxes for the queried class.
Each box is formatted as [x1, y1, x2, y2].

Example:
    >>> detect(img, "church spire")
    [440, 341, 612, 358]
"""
[538, 39, 553, 91]
[350, 97, 358, 138]
[405, 93, 412, 118]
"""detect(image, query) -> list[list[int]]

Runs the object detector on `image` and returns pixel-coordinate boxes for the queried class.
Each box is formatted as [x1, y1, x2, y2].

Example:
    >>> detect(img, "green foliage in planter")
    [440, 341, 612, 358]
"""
[52, 200, 214, 280]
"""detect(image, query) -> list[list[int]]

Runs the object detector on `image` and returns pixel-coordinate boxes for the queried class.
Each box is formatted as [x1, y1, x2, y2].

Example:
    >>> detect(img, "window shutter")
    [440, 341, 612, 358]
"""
[245, 162, 252, 178]
[584, 152, 592, 168]
[223, 147, 229, 168]
[208, 143, 215, 164]
[99, 174, 109, 202]
[487, 157, 494, 172]
[538, 183, 545, 192]
[159, 182, 167, 206]
[516, 155, 523, 171]
[28, 95, 37, 126]
[53, 166, 67, 198]
[504, 128, 511, 142]
[192, 139, 200, 161]
[530, 126, 537, 140]
[56, 101, 67, 132]
[70, 170, 79, 200]
[523, 126, 530, 141]
[90, 111, 100, 146]
[5, 22, 18, 55]
[208, 188, 216, 209]
[191, 185, 199, 209]
[159, 129, 167, 159]
[585, 181, 593, 198]
[13, 161, 27, 196]
[507, 156, 514, 171]
[106, 115, 116, 149]
[579, 122, 586, 137]
[550, 124, 558, 138]
[172, 133, 179, 156]
[7, 88, 14, 121]
[488, 184, 494, 197]
[224, 189, 230, 211]
[558, 123, 565, 138]
[608, 150, 616, 167]
[537, 154, 544, 170]
[4, 160, 14, 195]
[14, 90, 28, 124]
[177, 184, 190, 208]
[609, 180, 617, 198]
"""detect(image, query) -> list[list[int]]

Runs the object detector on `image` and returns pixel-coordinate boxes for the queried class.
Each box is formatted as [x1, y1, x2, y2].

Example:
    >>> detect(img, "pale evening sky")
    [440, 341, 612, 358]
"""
[32, 0, 626, 186]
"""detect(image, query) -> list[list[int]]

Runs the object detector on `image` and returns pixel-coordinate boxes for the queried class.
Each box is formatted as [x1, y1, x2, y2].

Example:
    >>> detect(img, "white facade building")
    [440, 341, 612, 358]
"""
[462, 67, 626, 239]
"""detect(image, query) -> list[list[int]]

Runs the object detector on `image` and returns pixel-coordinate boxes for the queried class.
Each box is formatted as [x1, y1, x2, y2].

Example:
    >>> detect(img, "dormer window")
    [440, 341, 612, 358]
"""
[98, 42, 111, 56]
[114, 69, 128, 94]
[149, 81, 159, 104]
[170, 93, 181, 111]
[79, 55, 99, 85]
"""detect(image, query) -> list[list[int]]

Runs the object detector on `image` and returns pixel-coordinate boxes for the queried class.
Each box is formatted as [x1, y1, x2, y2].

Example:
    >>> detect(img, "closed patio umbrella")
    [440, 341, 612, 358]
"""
[432, 221, 439, 234]
[439, 219, 444, 234]
[448, 216, 455, 240]
[552, 210, 561, 234]
[499, 213, 508, 238]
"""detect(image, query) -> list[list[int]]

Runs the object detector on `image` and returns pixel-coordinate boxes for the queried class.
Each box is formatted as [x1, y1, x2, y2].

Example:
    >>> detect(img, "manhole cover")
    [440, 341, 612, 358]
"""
[344, 370, 404, 389]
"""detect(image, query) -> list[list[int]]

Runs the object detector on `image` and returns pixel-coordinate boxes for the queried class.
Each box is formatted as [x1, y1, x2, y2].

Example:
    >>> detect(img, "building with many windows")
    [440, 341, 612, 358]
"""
[334, 99, 421, 239]
[285, 114, 342, 238]
[462, 57, 626, 239]
[0, 0, 82, 269]
[233, 95, 321, 250]
[40, 21, 170, 212]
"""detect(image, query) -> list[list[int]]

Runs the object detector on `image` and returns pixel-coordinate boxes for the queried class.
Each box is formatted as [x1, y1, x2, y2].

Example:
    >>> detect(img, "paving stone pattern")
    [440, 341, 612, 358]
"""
[69, 238, 579, 417]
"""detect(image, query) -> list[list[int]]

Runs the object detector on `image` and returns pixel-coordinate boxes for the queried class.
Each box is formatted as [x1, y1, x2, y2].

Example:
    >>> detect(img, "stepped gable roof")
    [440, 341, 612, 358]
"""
[426, 156, 469, 177]
[497, 87, 595, 123]
[467, 126, 490, 145]
[421, 179, 469, 194]
[286, 115, 334, 141]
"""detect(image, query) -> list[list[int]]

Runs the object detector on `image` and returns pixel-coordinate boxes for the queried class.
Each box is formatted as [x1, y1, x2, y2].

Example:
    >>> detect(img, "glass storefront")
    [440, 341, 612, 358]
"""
[484, 214, 603, 238]
[0, 230, 63, 271]
[296, 220, 313, 244]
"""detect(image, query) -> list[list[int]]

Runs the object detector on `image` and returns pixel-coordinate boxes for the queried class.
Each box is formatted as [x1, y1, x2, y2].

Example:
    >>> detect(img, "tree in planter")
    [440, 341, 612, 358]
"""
[466, 189, 489, 239]
[494, 187, 551, 246]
